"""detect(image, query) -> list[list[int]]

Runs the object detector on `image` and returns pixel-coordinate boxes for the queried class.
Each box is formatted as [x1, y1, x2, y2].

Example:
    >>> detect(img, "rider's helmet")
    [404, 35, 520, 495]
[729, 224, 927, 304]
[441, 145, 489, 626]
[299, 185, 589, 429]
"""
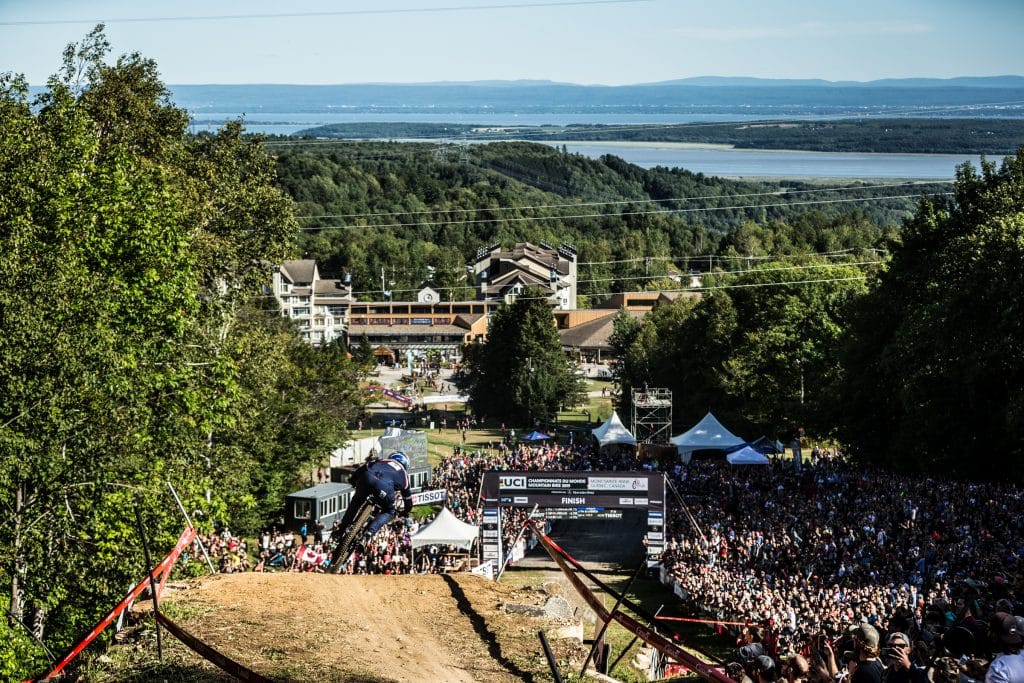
[389, 451, 410, 470]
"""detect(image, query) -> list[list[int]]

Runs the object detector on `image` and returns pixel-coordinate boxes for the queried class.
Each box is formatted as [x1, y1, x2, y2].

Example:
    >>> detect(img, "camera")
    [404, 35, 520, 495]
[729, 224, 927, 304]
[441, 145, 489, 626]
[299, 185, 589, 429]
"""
[881, 647, 898, 661]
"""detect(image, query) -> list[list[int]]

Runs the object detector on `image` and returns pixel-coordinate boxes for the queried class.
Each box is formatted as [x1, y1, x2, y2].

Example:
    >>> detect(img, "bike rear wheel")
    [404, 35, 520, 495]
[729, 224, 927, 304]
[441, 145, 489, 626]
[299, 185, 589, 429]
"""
[328, 503, 373, 573]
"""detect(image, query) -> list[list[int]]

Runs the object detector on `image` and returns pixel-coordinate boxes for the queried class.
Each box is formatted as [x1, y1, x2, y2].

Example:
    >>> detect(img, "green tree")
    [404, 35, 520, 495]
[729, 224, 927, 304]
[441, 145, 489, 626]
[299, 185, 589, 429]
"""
[712, 258, 868, 435]
[353, 335, 376, 369]
[0, 28, 359, 675]
[837, 150, 1024, 476]
[454, 292, 585, 425]
[611, 257, 869, 438]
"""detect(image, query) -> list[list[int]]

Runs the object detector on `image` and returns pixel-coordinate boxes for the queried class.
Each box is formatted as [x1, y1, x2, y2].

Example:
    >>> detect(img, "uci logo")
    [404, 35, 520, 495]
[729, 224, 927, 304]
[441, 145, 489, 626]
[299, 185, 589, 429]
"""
[499, 476, 527, 489]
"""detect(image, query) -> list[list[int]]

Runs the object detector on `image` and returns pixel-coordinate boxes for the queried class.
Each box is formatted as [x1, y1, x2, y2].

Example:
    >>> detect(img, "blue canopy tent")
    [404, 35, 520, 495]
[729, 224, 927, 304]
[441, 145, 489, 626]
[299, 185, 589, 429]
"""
[750, 435, 782, 455]
[521, 431, 551, 442]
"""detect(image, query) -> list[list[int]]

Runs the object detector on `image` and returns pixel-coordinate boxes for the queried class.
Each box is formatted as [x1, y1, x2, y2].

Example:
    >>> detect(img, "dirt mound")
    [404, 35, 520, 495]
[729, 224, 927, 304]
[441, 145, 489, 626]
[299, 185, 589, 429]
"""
[160, 572, 584, 682]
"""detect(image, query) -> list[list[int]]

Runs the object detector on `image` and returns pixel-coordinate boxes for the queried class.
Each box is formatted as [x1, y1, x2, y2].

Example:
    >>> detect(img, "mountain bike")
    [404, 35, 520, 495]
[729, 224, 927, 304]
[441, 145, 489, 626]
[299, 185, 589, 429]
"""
[327, 501, 374, 573]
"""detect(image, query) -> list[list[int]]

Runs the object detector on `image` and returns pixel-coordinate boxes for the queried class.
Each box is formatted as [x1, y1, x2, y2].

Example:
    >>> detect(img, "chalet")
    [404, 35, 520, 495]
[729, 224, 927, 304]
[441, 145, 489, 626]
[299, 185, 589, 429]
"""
[271, 259, 354, 347]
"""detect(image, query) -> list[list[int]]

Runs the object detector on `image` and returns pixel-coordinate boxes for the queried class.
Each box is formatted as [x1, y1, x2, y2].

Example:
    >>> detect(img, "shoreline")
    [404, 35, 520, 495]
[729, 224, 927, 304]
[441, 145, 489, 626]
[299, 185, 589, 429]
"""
[546, 139, 993, 158]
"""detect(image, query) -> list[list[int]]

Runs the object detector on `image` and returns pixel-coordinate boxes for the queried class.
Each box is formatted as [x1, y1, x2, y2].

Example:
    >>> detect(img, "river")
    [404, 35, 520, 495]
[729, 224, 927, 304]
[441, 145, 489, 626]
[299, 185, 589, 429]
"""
[191, 114, 990, 180]
[551, 142, 981, 180]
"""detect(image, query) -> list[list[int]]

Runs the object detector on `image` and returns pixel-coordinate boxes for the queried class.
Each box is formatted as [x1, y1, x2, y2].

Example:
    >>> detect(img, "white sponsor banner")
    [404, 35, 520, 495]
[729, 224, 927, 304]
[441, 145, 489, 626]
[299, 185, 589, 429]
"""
[411, 489, 447, 506]
[618, 497, 634, 506]
[587, 477, 649, 491]
[483, 550, 499, 559]
[482, 529, 499, 538]
[647, 532, 664, 540]
[634, 498, 649, 505]
[421, 394, 469, 405]
[513, 496, 528, 504]
[471, 560, 495, 580]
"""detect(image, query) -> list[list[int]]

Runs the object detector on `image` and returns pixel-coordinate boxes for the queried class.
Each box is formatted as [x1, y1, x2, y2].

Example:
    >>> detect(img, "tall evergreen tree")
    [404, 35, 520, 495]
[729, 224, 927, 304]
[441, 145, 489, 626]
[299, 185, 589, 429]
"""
[454, 291, 585, 425]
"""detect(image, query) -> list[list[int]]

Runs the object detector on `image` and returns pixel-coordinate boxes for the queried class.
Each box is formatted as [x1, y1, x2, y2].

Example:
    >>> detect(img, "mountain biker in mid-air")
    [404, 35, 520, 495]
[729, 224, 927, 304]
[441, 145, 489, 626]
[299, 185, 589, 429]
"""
[335, 451, 414, 551]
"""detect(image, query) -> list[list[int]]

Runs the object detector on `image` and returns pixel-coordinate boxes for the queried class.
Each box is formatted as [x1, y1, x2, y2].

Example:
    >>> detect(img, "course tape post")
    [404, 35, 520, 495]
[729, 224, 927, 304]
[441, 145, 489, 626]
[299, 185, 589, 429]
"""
[525, 520, 733, 683]
[155, 611, 271, 682]
[38, 526, 198, 680]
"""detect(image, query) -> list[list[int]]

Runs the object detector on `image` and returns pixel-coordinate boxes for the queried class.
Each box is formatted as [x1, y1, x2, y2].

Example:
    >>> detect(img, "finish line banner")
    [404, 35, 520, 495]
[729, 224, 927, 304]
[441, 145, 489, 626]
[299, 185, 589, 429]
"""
[480, 471, 664, 509]
[480, 471, 666, 565]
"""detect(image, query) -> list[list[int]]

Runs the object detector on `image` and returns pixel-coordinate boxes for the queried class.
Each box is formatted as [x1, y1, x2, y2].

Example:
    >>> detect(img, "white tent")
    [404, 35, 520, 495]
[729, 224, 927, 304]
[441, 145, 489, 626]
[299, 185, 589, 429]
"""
[726, 445, 770, 465]
[591, 410, 638, 448]
[670, 411, 745, 460]
[411, 507, 479, 550]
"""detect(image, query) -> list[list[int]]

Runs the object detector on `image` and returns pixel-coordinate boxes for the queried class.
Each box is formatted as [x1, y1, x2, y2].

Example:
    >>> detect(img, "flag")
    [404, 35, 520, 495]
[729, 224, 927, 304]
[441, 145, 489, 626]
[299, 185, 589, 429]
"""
[296, 544, 326, 566]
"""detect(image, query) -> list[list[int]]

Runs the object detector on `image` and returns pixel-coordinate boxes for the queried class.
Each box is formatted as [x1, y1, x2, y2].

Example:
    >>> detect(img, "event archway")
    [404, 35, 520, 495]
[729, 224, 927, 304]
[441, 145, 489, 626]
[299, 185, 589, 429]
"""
[479, 470, 666, 569]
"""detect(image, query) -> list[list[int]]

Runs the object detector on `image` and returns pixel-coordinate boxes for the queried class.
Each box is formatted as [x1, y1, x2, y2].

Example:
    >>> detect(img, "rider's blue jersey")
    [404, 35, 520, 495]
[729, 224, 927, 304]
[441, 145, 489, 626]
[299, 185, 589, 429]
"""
[365, 458, 413, 511]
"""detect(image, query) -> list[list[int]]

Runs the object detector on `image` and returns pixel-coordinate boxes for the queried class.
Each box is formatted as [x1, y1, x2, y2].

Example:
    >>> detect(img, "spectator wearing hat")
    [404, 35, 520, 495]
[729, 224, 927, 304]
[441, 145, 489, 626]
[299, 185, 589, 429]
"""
[732, 642, 766, 683]
[754, 654, 778, 683]
[985, 612, 1024, 683]
[879, 631, 927, 683]
[849, 623, 884, 683]
[738, 642, 767, 665]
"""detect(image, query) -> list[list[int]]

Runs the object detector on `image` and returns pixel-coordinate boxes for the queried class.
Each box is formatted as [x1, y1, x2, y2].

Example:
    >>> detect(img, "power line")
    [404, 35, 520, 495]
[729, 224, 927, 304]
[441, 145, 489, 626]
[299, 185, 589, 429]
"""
[507, 274, 870, 301]
[575, 260, 880, 284]
[579, 248, 881, 266]
[299, 192, 948, 231]
[345, 259, 878, 297]
[312, 246, 880, 281]
[1, 0, 652, 26]
[293, 181, 944, 221]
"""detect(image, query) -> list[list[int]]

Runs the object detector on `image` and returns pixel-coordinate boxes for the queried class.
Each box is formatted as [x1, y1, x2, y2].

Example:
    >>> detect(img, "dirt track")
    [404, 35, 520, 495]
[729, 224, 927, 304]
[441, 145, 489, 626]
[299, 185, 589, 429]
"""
[119, 513, 648, 681]
[158, 572, 584, 682]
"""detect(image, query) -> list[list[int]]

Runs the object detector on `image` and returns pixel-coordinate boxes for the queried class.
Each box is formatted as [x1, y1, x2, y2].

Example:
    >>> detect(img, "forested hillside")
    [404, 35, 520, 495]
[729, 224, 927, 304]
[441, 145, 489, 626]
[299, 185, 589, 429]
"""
[610, 149, 1024, 478]
[295, 118, 1024, 155]
[274, 140, 937, 303]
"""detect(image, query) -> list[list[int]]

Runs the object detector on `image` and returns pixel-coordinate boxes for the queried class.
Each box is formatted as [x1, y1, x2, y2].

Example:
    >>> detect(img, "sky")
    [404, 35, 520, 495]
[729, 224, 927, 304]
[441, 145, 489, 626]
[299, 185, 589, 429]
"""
[2, 0, 1023, 86]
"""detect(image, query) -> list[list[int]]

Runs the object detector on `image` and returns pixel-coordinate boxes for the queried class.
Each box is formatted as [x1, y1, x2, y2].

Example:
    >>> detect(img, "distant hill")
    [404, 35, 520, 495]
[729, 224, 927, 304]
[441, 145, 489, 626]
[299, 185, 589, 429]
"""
[643, 76, 1024, 88]
[164, 79, 1024, 117]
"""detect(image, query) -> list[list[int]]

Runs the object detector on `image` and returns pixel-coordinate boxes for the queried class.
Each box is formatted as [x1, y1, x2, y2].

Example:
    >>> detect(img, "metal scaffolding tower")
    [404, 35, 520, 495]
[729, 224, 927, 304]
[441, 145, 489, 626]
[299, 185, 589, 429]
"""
[632, 387, 673, 445]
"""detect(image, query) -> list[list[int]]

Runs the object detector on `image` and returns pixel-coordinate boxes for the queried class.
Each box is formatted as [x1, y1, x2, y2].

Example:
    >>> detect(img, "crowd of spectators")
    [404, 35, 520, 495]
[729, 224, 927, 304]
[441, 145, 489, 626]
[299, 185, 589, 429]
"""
[193, 430, 1024, 681]
[660, 454, 1024, 682]
[235, 515, 461, 575]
